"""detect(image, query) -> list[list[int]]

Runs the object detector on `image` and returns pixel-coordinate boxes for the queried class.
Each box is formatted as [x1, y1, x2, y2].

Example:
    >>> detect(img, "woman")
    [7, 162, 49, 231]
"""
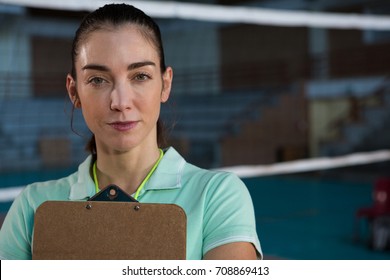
[0, 3, 261, 260]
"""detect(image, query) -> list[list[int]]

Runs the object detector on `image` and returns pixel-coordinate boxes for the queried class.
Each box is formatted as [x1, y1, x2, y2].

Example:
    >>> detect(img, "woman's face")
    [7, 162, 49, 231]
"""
[67, 25, 172, 153]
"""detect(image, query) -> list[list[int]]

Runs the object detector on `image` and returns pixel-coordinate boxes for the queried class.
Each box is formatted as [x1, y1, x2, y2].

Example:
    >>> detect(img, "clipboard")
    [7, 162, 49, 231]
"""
[32, 200, 187, 260]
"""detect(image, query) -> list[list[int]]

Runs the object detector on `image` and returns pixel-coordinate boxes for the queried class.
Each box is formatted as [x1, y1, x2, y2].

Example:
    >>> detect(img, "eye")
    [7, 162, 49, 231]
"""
[88, 77, 106, 86]
[134, 73, 151, 81]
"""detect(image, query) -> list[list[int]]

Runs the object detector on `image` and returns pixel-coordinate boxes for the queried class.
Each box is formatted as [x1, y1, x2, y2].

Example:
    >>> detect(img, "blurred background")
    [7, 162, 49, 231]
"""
[0, 0, 390, 259]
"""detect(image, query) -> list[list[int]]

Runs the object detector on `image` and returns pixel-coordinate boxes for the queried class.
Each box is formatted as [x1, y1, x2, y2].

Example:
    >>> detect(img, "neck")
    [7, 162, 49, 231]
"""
[94, 145, 161, 195]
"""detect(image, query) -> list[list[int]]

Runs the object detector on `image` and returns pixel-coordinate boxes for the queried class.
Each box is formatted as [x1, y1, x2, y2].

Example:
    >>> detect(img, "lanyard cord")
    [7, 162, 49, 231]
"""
[92, 149, 164, 200]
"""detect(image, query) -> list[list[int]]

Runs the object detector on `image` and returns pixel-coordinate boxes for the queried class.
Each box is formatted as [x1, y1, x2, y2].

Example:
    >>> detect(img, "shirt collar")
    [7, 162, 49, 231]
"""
[68, 147, 185, 200]
[144, 147, 185, 191]
[68, 155, 96, 200]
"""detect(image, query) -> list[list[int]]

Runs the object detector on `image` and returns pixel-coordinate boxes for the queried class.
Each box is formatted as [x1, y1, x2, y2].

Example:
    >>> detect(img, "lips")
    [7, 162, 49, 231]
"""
[108, 121, 138, 131]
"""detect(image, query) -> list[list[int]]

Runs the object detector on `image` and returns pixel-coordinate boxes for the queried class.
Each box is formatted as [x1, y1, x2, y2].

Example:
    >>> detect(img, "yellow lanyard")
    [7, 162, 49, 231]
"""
[92, 149, 164, 200]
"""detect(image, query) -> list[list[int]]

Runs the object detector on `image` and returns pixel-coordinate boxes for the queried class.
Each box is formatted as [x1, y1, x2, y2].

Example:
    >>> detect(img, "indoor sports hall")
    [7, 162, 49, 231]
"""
[0, 0, 390, 260]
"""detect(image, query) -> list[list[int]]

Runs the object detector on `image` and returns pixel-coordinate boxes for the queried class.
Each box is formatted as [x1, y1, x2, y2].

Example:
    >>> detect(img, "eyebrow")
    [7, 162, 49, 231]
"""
[81, 61, 156, 72]
[128, 61, 156, 70]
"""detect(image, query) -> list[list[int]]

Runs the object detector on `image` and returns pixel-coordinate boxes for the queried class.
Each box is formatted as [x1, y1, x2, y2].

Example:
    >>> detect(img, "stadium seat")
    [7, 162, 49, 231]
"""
[355, 177, 390, 250]
[357, 177, 390, 219]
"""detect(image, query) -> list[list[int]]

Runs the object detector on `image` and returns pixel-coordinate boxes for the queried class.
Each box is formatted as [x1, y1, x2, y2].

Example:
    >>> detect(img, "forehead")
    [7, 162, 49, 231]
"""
[77, 24, 159, 67]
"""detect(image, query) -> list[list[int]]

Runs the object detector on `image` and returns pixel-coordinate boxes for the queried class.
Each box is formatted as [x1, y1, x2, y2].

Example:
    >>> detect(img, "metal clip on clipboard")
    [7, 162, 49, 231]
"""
[88, 184, 138, 202]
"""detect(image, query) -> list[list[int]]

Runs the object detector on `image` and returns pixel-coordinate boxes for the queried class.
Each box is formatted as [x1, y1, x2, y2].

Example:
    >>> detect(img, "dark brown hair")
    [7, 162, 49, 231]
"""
[70, 4, 168, 155]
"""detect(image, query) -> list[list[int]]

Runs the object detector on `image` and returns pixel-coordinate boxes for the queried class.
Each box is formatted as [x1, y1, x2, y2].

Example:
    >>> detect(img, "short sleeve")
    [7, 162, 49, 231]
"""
[0, 187, 34, 260]
[202, 172, 262, 258]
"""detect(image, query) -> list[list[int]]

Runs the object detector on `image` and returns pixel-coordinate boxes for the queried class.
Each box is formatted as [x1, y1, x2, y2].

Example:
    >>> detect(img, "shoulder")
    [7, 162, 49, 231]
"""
[19, 155, 94, 207]
[0, 173, 77, 260]
[25, 173, 77, 197]
[163, 146, 247, 191]
[19, 172, 77, 210]
[184, 162, 246, 193]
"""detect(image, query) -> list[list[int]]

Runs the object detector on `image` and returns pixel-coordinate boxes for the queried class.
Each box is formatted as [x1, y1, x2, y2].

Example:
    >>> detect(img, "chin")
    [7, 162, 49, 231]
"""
[98, 133, 153, 153]
[99, 138, 137, 153]
[112, 144, 139, 153]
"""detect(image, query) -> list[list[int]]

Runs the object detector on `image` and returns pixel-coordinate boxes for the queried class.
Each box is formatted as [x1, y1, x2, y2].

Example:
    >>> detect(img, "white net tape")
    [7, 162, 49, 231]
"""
[1, 0, 390, 30]
[214, 149, 390, 177]
[1, 149, 389, 202]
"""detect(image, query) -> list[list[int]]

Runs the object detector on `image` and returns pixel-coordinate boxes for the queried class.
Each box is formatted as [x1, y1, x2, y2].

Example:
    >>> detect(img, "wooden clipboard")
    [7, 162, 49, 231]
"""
[32, 201, 187, 260]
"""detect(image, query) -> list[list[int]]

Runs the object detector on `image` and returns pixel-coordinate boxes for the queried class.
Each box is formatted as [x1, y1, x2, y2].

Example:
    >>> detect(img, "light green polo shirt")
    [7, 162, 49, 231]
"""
[0, 147, 261, 260]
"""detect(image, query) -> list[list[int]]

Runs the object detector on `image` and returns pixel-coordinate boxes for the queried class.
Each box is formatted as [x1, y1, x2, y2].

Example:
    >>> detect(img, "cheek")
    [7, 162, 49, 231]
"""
[79, 95, 106, 124]
[138, 95, 162, 118]
[80, 104, 97, 128]
[78, 84, 107, 108]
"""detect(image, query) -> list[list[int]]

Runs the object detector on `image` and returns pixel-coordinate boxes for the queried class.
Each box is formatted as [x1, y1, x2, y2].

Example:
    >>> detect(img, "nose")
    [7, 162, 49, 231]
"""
[110, 81, 132, 112]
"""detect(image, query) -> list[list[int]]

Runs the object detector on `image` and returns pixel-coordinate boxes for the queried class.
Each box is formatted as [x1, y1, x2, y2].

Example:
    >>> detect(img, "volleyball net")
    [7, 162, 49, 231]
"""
[1, 149, 390, 202]
[0, 1, 390, 203]
[2, 0, 390, 30]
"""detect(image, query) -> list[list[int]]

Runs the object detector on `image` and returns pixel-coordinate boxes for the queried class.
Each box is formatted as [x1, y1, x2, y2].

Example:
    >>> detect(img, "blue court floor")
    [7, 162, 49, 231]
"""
[1, 169, 389, 260]
[244, 175, 390, 260]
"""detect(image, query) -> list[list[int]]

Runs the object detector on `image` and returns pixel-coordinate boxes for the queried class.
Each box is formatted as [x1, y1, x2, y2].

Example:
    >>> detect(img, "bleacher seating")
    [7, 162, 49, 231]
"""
[0, 98, 89, 171]
[160, 92, 275, 167]
[161, 91, 273, 141]
[320, 88, 390, 156]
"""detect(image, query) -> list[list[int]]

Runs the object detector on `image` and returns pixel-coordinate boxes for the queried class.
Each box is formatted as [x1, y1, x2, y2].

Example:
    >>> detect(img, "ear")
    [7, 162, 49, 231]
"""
[161, 67, 173, 103]
[66, 74, 81, 108]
